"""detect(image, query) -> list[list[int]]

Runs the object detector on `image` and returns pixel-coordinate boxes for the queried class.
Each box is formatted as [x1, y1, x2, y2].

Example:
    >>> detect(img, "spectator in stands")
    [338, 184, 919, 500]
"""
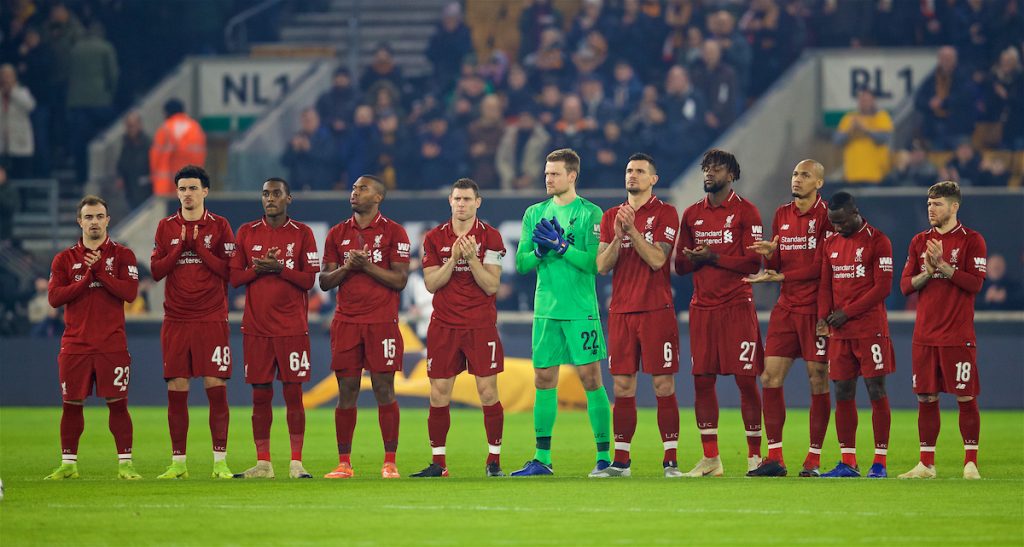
[426, 2, 473, 96]
[571, 30, 610, 81]
[503, 64, 534, 116]
[0, 166, 16, 242]
[478, 50, 510, 91]
[360, 42, 406, 99]
[116, 111, 151, 209]
[951, 0, 993, 74]
[370, 81, 404, 120]
[914, 46, 974, 150]
[523, 27, 570, 90]
[551, 94, 597, 152]
[661, 23, 702, 69]
[467, 95, 505, 188]
[67, 22, 118, 185]
[369, 109, 415, 190]
[978, 153, 1011, 187]
[567, 0, 613, 54]
[664, 0, 705, 33]
[497, 109, 550, 190]
[990, 0, 1024, 64]
[741, 0, 802, 98]
[315, 67, 359, 136]
[588, 119, 630, 187]
[809, 0, 871, 48]
[706, 9, 751, 96]
[659, 65, 709, 171]
[281, 108, 339, 192]
[578, 74, 616, 126]
[978, 253, 1024, 310]
[913, 0, 955, 46]
[450, 71, 491, 129]
[941, 140, 983, 186]
[834, 89, 893, 185]
[342, 104, 375, 185]
[624, 85, 674, 178]
[884, 144, 938, 187]
[16, 27, 53, 177]
[981, 47, 1023, 150]
[690, 39, 740, 137]
[28, 277, 61, 337]
[870, 0, 918, 47]
[149, 98, 205, 195]
[609, 59, 643, 118]
[0, 63, 36, 179]
[416, 110, 465, 189]
[518, 0, 564, 59]
[608, 0, 662, 83]
[44, 2, 83, 159]
[535, 81, 562, 128]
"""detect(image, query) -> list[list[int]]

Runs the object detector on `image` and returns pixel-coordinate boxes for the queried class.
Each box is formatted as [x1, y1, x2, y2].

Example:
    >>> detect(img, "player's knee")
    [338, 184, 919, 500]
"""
[760, 370, 783, 388]
[865, 379, 887, 401]
[253, 383, 272, 390]
[652, 376, 675, 398]
[917, 394, 939, 403]
[166, 378, 189, 391]
[477, 387, 498, 406]
[956, 395, 974, 403]
[612, 375, 637, 398]
[834, 380, 856, 401]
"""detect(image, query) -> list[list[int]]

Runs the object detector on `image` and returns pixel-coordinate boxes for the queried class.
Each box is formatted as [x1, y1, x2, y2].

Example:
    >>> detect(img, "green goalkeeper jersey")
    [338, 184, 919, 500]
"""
[515, 195, 604, 320]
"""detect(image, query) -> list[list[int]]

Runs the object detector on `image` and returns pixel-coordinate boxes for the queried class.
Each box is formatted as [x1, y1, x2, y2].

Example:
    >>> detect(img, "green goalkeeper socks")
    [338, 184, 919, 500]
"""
[533, 387, 558, 465]
[586, 386, 612, 462]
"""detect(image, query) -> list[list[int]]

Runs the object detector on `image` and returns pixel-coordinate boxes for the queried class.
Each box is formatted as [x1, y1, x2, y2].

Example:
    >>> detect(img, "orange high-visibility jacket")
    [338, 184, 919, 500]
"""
[149, 113, 207, 195]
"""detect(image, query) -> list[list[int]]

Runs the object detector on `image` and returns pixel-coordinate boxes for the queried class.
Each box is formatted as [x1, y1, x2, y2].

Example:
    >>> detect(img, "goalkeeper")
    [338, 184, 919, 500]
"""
[511, 148, 612, 478]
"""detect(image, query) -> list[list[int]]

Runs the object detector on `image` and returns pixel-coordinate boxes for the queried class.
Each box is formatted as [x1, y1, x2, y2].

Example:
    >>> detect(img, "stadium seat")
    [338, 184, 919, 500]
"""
[972, 122, 1003, 150]
[926, 151, 954, 171]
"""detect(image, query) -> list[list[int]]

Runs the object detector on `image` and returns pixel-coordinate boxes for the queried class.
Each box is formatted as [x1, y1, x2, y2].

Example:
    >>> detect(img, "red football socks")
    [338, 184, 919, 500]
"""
[762, 386, 785, 464]
[206, 385, 229, 454]
[378, 401, 400, 457]
[656, 394, 679, 463]
[167, 390, 189, 456]
[106, 398, 133, 458]
[694, 375, 720, 458]
[836, 399, 858, 467]
[60, 402, 85, 460]
[918, 399, 940, 466]
[482, 402, 503, 465]
[958, 398, 980, 465]
[805, 392, 831, 469]
[428, 404, 450, 467]
[335, 406, 357, 461]
[283, 383, 305, 461]
[871, 396, 891, 466]
[736, 375, 762, 458]
[252, 387, 274, 461]
[613, 396, 637, 464]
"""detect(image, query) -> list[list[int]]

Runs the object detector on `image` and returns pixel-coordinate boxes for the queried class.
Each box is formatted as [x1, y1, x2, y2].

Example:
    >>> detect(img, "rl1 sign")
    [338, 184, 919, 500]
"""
[198, 58, 314, 132]
[821, 50, 936, 128]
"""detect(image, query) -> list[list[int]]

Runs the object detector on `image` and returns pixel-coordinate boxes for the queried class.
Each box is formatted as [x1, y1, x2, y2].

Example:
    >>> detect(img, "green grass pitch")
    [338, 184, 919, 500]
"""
[1, 406, 1021, 546]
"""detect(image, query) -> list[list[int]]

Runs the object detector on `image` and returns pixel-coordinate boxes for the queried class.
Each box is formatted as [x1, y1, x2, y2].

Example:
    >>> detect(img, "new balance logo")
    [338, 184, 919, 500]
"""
[781, 224, 790, 230]
[490, 362, 498, 369]
[252, 245, 263, 251]
[874, 363, 884, 370]
[386, 359, 394, 366]
[218, 366, 228, 372]
[831, 252, 839, 258]
[743, 363, 753, 370]
[694, 219, 704, 225]
[441, 247, 451, 252]
[341, 239, 350, 245]
[956, 383, 967, 390]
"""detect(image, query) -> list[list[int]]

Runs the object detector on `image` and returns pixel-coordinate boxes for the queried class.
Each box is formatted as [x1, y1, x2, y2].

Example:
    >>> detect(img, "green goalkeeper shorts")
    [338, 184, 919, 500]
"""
[531, 317, 607, 368]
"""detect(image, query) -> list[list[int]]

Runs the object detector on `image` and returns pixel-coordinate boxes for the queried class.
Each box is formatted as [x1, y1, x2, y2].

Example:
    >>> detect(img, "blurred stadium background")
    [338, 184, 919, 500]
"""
[1, 0, 1022, 410]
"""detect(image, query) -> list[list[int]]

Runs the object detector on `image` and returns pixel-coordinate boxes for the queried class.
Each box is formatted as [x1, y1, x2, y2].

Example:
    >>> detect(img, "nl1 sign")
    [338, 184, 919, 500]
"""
[198, 59, 314, 132]
[821, 50, 936, 128]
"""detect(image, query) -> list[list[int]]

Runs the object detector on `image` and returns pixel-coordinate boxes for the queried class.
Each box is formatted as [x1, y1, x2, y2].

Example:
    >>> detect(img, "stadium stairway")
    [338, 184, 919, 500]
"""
[258, 0, 452, 78]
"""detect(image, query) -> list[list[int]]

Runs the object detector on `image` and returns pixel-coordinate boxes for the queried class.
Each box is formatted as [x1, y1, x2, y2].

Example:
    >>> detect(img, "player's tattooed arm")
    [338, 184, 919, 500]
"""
[596, 241, 620, 274]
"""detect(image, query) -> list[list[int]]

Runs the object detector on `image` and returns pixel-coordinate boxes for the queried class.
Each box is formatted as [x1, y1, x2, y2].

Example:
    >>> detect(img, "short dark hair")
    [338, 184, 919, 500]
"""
[359, 174, 387, 199]
[627, 152, 656, 174]
[451, 177, 480, 197]
[164, 98, 185, 117]
[928, 180, 962, 204]
[264, 177, 291, 196]
[77, 195, 107, 217]
[828, 191, 857, 211]
[175, 165, 210, 189]
[700, 148, 741, 181]
[546, 148, 581, 176]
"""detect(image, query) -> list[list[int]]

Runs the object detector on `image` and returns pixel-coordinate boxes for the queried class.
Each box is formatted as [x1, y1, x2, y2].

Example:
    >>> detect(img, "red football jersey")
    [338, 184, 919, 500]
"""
[151, 210, 234, 322]
[766, 196, 833, 314]
[49, 237, 139, 354]
[901, 223, 987, 346]
[600, 195, 679, 313]
[675, 190, 764, 308]
[230, 217, 321, 337]
[421, 218, 506, 328]
[323, 212, 411, 323]
[818, 221, 893, 339]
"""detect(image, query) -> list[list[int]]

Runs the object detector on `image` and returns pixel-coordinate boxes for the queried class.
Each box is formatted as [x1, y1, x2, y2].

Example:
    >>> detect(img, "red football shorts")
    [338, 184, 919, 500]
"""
[828, 337, 896, 381]
[161, 320, 232, 379]
[58, 351, 131, 401]
[242, 334, 313, 384]
[689, 301, 764, 376]
[426, 322, 504, 379]
[608, 308, 680, 375]
[330, 318, 404, 377]
[911, 343, 979, 397]
[765, 306, 828, 363]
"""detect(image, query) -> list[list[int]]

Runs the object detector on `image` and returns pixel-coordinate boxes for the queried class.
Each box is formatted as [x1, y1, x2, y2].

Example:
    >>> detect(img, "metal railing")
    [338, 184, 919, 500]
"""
[10, 178, 60, 252]
[224, 0, 288, 53]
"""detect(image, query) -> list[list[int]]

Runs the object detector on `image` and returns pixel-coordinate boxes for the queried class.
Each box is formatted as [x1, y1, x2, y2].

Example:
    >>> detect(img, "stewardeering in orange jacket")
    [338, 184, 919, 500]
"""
[150, 113, 207, 195]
